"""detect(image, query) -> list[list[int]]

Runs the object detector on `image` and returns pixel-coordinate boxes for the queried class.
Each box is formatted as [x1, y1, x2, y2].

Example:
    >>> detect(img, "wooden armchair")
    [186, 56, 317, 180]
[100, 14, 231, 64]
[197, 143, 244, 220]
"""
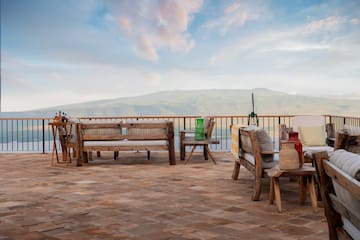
[314, 150, 360, 240]
[335, 125, 360, 154]
[279, 115, 334, 163]
[232, 126, 278, 201]
[180, 117, 219, 164]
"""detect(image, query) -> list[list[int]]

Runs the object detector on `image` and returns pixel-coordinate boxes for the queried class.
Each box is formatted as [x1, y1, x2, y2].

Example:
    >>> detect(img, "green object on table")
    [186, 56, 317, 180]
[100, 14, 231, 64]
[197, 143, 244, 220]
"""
[195, 118, 205, 141]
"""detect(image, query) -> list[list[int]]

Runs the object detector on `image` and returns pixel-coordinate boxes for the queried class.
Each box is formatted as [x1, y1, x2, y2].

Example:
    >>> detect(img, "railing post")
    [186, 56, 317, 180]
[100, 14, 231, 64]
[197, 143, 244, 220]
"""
[343, 117, 346, 126]
[42, 119, 45, 154]
[183, 117, 186, 130]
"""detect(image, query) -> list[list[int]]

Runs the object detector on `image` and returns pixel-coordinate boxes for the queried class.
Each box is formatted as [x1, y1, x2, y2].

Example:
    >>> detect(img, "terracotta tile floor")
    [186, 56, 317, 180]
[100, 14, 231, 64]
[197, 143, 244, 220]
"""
[0, 152, 328, 239]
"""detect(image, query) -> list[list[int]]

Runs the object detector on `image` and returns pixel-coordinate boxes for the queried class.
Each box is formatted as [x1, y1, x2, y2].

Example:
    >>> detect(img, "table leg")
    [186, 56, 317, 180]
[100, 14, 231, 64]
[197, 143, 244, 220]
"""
[308, 176, 318, 212]
[273, 177, 282, 212]
[299, 176, 307, 204]
[269, 177, 275, 204]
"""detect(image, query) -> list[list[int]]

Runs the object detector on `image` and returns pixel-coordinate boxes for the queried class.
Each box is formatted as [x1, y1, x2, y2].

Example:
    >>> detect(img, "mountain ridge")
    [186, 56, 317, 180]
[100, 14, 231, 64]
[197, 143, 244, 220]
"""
[1, 88, 359, 117]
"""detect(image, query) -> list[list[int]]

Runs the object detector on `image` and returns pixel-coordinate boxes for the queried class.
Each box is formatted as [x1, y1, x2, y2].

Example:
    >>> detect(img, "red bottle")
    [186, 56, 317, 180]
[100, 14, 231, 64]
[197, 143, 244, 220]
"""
[288, 132, 303, 168]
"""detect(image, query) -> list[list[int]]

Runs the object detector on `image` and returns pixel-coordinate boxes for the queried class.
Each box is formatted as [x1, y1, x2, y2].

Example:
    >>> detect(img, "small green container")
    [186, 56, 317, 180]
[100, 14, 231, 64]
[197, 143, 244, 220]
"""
[195, 118, 205, 141]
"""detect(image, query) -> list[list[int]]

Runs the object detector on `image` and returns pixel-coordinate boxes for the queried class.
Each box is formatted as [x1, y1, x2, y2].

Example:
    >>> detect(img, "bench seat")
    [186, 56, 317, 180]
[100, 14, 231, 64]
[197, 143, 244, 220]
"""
[84, 140, 168, 147]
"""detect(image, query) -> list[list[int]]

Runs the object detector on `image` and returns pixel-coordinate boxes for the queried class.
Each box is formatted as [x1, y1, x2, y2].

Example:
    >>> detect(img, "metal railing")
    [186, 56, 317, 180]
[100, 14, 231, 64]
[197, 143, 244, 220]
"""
[1, 115, 359, 153]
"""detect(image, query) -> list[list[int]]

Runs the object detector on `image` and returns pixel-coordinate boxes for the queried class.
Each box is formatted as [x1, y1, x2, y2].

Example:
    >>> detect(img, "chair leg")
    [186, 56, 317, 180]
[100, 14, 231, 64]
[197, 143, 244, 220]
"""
[252, 175, 262, 201]
[204, 145, 216, 164]
[203, 145, 208, 160]
[232, 161, 240, 180]
[185, 145, 197, 164]
[147, 150, 151, 160]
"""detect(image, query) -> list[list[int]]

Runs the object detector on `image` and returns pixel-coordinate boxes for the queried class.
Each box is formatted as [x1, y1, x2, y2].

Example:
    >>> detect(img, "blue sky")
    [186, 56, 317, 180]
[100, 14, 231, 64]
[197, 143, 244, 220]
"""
[1, 0, 360, 111]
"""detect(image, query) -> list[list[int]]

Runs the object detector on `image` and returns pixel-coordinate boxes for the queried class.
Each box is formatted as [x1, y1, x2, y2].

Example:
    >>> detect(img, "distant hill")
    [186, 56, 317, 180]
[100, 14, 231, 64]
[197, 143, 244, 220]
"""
[1, 88, 360, 117]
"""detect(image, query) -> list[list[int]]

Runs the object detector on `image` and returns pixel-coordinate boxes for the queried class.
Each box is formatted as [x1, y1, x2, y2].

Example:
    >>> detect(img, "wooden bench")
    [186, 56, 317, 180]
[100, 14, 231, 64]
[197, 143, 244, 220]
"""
[76, 120, 176, 166]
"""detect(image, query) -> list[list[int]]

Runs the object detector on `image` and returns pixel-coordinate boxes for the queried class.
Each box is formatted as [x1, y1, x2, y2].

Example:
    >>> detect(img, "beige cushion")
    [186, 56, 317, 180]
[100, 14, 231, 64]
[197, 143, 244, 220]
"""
[241, 126, 274, 162]
[299, 126, 326, 147]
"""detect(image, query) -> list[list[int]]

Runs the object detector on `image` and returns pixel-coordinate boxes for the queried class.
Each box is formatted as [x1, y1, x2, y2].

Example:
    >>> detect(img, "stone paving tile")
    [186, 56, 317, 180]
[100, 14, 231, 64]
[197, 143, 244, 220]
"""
[0, 152, 329, 239]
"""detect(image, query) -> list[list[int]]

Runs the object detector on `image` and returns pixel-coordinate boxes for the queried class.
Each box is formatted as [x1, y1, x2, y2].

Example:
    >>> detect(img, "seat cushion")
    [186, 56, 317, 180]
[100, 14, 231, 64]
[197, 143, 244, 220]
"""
[303, 146, 333, 160]
[243, 153, 279, 169]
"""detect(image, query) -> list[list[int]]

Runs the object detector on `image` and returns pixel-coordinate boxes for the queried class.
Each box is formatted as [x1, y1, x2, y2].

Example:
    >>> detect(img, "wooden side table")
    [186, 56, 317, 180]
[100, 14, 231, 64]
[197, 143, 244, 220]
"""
[266, 165, 318, 213]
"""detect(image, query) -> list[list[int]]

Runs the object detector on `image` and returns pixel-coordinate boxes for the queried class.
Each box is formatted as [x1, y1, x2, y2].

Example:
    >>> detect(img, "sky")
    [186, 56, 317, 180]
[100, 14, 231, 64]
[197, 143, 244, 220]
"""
[1, 0, 360, 112]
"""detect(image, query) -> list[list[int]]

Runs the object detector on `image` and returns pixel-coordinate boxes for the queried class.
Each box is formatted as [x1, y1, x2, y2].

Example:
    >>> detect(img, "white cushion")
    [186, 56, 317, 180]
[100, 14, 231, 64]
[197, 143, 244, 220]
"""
[344, 125, 360, 135]
[303, 146, 333, 159]
[329, 149, 360, 233]
[330, 149, 360, 180]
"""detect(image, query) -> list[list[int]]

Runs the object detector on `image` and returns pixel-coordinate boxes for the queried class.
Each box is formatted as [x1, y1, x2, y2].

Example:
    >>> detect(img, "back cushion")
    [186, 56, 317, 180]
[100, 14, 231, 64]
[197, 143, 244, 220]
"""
[344, 125, 360, 135]
[241, 126, 273, 162]
[329, 150, 360, 219]
[299, 126, 326, 147]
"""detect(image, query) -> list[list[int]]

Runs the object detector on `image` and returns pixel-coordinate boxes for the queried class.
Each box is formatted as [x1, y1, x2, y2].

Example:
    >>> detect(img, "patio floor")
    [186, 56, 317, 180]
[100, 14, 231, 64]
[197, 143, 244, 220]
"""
[0, 152, 328, 240]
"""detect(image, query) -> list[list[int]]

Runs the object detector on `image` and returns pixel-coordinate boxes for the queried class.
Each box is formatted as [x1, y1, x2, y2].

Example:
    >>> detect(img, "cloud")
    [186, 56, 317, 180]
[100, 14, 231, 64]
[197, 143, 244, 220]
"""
[301, 16, 343, 34]
[209, 15, 355, 65]
[115, 0, 203, 62]
[135, 36, 159, 62]
[203, 1, 268, 36]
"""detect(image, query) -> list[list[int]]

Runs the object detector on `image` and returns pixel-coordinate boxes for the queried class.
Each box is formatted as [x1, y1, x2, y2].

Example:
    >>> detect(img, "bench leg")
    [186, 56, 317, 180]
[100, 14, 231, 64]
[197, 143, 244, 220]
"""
[147, 150, 150, 160]
[114, 151, 119, 160]
[180, 132, 185, 160]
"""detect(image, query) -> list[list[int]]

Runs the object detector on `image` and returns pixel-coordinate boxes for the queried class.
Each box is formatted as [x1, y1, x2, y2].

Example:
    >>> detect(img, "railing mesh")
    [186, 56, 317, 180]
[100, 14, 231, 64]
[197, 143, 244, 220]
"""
[0, 115, 359, 153]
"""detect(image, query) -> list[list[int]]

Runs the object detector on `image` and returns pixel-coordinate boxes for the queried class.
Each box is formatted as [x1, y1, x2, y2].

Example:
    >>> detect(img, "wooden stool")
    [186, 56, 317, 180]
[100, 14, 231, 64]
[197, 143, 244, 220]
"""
[266, 166, 318, 213]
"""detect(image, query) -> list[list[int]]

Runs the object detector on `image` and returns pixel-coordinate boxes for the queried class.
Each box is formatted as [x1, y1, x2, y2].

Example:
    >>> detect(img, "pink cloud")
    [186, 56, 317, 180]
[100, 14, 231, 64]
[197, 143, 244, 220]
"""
[117, 0, 203, 62]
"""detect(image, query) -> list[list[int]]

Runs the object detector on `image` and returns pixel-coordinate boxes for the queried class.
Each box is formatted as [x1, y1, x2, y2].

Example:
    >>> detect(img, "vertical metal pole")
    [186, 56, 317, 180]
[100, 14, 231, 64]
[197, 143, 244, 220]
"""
[42, 119, 45, 154]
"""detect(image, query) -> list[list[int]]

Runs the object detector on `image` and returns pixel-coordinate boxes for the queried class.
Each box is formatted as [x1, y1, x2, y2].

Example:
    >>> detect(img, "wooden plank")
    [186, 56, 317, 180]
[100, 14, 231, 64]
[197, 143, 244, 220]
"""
[323, 161, 360, 200]
[330, 194, 360, 231]
[82, 135, 126, 141]
[81, 123, 121, 129]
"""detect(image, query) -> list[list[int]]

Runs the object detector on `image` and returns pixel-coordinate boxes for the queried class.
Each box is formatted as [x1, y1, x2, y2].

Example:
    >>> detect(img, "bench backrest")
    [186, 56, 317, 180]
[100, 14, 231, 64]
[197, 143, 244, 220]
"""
[78, 121, 174, 142]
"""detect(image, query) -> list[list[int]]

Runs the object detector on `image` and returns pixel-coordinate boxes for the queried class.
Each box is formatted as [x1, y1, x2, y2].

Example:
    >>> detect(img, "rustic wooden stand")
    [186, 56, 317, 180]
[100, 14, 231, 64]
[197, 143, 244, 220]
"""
[266, 165, 318, 213]
[49, 122, 73, 165]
